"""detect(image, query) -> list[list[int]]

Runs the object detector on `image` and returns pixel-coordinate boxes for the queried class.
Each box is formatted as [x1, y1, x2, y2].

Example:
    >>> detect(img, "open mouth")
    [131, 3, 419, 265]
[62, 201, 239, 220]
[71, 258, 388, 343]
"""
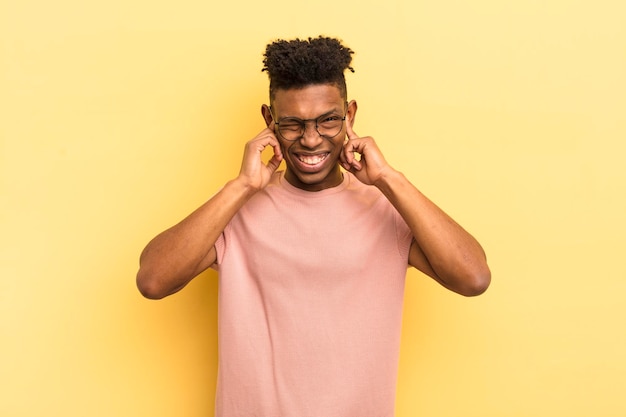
[296, 152, 329, 166]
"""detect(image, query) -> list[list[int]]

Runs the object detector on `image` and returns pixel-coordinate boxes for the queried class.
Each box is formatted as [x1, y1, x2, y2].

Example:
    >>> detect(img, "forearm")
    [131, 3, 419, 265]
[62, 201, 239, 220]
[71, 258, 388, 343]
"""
[374, 169, 491, 296]
[136, 177, 257, 299]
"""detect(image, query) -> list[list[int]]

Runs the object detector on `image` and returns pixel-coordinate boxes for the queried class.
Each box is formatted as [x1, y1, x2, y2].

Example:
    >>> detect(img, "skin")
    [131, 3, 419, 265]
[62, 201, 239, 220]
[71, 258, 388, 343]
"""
[136, 83, 491, 299]
[261, 85, 352, 191]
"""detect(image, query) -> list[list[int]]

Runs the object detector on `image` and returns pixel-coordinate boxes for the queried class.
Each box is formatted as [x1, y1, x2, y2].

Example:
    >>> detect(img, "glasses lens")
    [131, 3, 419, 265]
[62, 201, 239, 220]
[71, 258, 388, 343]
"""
[316, 115, 344, 138]
[277, 119, 303, 141]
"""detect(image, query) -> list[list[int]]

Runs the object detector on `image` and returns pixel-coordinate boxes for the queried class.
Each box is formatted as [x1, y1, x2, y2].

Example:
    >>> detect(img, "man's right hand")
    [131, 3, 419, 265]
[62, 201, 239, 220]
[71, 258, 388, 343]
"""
[137, 124, 284, 299]
[237, 123, 283, 192]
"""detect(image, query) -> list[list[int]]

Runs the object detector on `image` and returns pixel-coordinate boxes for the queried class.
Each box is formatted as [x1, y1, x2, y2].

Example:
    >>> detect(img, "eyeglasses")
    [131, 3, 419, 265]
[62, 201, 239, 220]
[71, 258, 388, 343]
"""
[270, 107, 347, 142]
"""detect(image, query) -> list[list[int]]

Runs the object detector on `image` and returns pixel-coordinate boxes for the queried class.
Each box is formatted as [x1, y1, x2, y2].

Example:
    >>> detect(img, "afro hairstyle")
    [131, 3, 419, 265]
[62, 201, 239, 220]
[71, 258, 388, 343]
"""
[262, 36, 354, 101]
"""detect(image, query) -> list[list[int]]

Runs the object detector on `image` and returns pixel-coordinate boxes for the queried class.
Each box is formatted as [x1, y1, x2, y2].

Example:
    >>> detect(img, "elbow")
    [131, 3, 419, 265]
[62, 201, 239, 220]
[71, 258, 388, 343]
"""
[136, 269, 168, 300]
[458, 266, 491, 297]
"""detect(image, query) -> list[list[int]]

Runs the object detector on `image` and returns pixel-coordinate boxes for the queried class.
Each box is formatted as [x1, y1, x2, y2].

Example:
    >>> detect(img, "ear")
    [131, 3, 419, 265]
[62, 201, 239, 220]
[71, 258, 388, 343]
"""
[261, 104, 273, 127]
[346, 100, 358, 128]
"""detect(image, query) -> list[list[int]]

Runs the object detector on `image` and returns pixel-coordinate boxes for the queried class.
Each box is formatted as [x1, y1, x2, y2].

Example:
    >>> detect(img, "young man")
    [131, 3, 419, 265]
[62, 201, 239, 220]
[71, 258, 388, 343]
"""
[137, 36, 490, 417]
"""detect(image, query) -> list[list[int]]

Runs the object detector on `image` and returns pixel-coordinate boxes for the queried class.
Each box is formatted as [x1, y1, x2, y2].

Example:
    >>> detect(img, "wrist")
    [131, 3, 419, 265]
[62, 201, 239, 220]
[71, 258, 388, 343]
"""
[373, 166, 403, 192]
[230, 176, 262, 199]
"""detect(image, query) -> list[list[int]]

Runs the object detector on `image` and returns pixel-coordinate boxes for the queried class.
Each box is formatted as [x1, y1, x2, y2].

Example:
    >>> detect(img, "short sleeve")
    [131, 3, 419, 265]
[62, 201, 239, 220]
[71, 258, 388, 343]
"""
[211, 229, 227, 270]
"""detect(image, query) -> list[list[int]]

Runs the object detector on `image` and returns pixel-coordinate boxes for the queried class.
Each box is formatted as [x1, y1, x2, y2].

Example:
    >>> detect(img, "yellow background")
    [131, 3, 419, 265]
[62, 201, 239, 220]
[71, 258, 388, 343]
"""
[2, 0, 625, 416]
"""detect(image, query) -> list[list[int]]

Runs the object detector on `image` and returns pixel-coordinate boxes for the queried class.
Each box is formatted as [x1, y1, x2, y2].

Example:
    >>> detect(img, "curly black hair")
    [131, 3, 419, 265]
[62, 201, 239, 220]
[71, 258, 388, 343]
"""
[262, 36, 354, 101]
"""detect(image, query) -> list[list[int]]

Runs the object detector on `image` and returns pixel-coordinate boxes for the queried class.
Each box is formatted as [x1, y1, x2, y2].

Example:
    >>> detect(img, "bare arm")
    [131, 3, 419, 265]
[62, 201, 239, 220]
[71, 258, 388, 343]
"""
[377, 170, 490, 296]
[341, 123, 490, 297]
[136, 125, 283, 299]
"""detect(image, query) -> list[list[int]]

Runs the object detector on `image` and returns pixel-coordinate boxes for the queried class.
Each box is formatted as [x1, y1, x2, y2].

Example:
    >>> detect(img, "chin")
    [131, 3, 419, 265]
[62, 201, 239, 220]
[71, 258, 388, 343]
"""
[286, 164, 342, 191]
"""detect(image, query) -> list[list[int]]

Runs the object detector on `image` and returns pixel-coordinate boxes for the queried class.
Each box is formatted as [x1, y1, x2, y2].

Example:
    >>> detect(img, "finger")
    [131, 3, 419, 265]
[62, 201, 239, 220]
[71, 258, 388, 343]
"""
[271, 140, 283, 161]
[342, 140, 354, 164]
[251, 133, 274, 150]
[345, 119, 359, 140]
[350, 159, 362, 171]
[266, 152, 282, 172]
[343, 137, 367, 159]
[264, 122, 283, 158]
[342, 140, 362, 171]
[339, 144, 351, 171]
[262, 133, 283, 162]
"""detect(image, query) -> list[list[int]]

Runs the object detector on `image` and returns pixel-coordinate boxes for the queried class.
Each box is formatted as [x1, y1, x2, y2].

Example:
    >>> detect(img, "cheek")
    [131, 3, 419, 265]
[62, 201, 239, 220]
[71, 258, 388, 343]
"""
[332, 137, 347, 153]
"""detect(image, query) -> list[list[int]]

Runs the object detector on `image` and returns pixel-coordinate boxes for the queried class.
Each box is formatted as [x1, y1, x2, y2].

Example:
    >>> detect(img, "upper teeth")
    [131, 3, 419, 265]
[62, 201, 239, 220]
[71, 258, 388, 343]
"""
[299, 154, 327, 165]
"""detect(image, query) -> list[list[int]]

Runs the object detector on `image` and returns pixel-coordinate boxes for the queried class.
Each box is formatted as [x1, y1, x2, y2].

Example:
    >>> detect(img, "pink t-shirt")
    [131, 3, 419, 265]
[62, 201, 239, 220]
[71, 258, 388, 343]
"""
[213, 171, 413, 417]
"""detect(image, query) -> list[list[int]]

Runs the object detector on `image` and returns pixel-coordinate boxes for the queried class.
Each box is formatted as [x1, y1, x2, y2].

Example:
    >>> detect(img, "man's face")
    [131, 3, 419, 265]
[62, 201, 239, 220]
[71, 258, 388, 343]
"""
[263, 84, 357, 191]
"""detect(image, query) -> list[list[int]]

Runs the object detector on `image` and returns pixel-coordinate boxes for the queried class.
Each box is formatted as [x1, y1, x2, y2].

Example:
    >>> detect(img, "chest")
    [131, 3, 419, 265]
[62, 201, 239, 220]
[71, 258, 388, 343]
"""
[229, 191, 402, 277]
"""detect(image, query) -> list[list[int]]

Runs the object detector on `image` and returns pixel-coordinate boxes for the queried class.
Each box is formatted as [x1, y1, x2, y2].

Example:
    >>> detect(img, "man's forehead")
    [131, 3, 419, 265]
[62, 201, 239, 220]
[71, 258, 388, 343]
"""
[271, 84, 344, 116]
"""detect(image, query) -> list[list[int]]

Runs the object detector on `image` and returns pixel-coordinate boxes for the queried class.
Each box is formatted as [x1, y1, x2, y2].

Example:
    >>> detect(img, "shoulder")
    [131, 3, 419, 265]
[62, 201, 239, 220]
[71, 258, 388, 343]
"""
[343, 171, 386, 202]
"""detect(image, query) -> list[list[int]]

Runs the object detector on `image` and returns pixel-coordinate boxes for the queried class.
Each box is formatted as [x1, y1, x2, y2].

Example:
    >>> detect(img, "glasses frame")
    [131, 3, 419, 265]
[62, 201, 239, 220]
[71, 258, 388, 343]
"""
[269, 103, 348, 142]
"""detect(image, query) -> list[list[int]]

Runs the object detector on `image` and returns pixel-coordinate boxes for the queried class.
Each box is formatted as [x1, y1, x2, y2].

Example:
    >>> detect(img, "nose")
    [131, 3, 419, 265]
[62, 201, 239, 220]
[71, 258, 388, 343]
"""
[299, 120, 324, 148]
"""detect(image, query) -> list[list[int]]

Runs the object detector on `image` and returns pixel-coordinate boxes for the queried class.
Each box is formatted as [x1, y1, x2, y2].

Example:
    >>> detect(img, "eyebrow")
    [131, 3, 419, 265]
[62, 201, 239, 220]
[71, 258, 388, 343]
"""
[275, 107, 343, 122]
